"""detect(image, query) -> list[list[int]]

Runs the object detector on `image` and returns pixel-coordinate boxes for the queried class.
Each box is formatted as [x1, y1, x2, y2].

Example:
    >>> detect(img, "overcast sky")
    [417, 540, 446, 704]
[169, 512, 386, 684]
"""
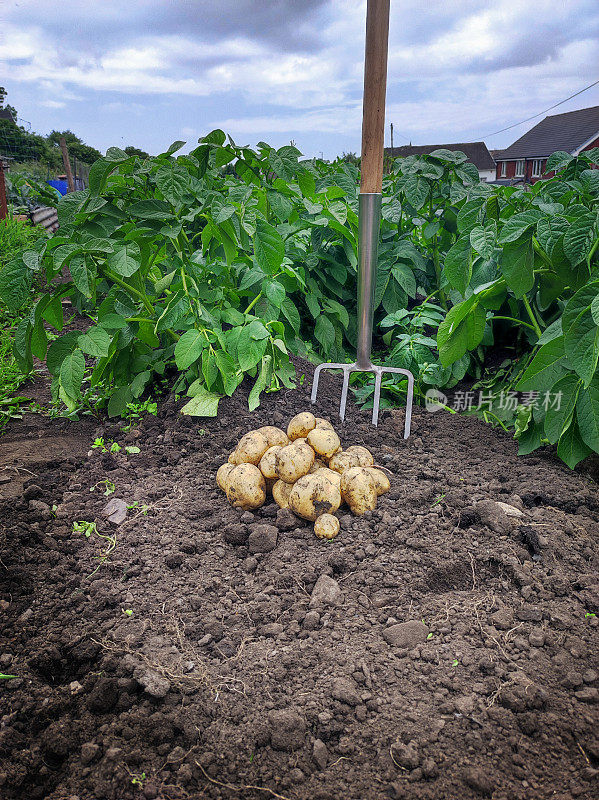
[2, 0, 599, 160]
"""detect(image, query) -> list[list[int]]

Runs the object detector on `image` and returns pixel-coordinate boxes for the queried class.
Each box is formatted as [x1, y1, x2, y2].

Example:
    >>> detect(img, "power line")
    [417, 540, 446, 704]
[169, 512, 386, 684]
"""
[484, 77, 599, 138]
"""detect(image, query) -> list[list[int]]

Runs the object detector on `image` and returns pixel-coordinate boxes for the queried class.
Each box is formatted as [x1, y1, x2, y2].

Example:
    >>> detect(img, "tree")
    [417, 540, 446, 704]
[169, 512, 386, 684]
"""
[0, 86, 17, 122]
[124, 145, 149, 159]
[47, 130, 102, 165]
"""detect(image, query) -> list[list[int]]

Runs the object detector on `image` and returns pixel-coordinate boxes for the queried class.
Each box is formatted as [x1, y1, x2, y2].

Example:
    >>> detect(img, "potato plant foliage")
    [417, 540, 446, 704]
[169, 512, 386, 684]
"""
[1, 132, 599, 468]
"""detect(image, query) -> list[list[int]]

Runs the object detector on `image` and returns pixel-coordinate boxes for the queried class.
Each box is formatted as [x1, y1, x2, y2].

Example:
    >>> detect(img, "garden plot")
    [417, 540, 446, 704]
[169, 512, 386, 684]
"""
[1, 357, 598, 800]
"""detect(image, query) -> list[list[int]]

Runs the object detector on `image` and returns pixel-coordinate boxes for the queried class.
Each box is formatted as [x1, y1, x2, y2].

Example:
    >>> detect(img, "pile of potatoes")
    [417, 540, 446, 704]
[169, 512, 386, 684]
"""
[216, 412, 390, 540]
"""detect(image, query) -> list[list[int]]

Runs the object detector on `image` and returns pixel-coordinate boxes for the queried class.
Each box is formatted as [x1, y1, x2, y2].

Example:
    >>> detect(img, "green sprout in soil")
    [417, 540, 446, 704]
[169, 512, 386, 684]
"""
[73, 520, 117, 575]
[585, 612, 597, 618]
[91, 437, 140, 455]
[90, 479, 116, 496]
[431, 493, 446, 508]
[122, 608, 133, 617]
[130, 772, 146, 788]
[122, 399, 157, 431]
[0, 673, 17, 679]
[452, 659, 459, 667]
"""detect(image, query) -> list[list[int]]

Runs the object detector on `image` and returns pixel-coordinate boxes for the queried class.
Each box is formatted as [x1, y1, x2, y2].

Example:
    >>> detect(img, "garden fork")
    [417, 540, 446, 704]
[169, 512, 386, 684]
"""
[310, 0, 414, 436]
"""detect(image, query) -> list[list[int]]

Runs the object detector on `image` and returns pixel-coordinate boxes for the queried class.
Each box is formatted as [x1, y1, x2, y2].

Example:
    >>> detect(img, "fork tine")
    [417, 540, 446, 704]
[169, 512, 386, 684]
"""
[371, 370, 382, 427]
[381, 367, 414, 438]
[339, 367, 351, 422]
[310, 363, 325, 404]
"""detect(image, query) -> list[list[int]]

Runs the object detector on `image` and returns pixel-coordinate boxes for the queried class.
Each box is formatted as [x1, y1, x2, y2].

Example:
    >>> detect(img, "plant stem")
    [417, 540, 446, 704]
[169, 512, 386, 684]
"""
[491, 315, 537, 332]
[103, 270, 154, 315]
[521, 295, 543, 339]
[244, 292, 262, 314]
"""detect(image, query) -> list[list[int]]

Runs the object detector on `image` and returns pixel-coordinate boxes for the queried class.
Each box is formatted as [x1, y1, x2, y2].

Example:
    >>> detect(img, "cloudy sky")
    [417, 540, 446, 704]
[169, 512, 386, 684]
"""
[1, 0, 599, 160]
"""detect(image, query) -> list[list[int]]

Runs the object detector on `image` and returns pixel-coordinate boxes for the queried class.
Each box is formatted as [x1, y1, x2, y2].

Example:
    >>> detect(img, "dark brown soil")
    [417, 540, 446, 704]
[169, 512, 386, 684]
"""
[1, 357, 598, 800]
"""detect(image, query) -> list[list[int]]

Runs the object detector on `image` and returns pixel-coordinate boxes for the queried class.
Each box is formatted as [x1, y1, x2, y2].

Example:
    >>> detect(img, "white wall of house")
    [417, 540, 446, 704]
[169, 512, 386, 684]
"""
[478, 169, 495, 182]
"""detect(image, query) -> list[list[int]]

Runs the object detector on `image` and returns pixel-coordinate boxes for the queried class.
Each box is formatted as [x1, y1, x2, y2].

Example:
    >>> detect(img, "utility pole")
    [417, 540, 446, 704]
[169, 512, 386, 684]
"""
[59, 137, 75, 193]
[390, 122, 394, 154]
[0, 159, 8, 220]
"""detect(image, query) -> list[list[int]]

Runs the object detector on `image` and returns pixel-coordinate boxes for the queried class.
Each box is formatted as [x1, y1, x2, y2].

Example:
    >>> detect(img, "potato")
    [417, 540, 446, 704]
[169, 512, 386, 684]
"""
[364, 466, 390, 496]
[287, 411, 316, 440]
[228, 450, 243, 465]
[259, 445, 281, 480]
[257, 426, 289, 448]
[235, 430, 270, 465]
[275, 443, 315, 484]
[294, 437, 308, 446]
[344, 445, 374, 467]
[309, 458, 328, 473]
[272, 479, 293, 509]
[307, 428, 341, 459]
[289, 473, 341, 521]
[314, 514, 340, 540]
[340, 466, 377, 515]
[226, 463, 266, 510]
[328, 451, 360, 474]
[216, 463, 235, 492]
[315, 417, 335, 431]
[319, 467, 342, 490]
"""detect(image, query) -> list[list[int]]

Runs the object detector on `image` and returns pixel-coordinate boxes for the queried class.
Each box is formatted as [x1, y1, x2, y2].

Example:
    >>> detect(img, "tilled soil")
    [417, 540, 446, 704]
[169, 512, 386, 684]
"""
[1, 357, 598, 800]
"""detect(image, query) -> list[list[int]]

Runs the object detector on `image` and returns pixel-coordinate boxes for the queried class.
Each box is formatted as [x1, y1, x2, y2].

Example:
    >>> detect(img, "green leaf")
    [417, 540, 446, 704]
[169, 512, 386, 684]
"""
[562, 213, 598, 264]
[297, 169, 316, 199]
[381, 197, 402, 223]
[214, 350, 240, 396]
[281, 298, 300, 333]
[390, 263, 416, 298]
[562, 282, 599, 386]
[576, 376, 599, 452]
[544, 373, 582, 444]
[46, 332, 79, 375]
[181, 386, 221, 417]
[155, 163, 190, 205]
[516, 337, 566, 392]
[497, 210, 543, 244]
[69, 255, 93, 298]
[108, 386, 133, 417]
[254, 219, 284, 275]
[557, 419, 591, 469]
[437, 297, 486, 366]
[104, 146, 130, 162]
[42, 296, 64, 331]
[30, 318, 47, 361]
[267, 191, 294, 222]
[59, 349, 85, 399]
[237, 327, 268, 371]
[0, 259, 32, 310]
[78, 326, 111, 357]
[265, 280, 286, 306]
[403, 176, 429, 210]
[174, 330, 205, 369]
[470, 224, 496, 259]
[546, 151, 573, 172]
[88, 158, 117, 195]
[500, 237, 534, 298]
[444, 237, 472, 295]
[314, 315, 336, 351]
[106, 241, 141, 277]
[128, 200, 173, 220]
[248, 355, 273, 411]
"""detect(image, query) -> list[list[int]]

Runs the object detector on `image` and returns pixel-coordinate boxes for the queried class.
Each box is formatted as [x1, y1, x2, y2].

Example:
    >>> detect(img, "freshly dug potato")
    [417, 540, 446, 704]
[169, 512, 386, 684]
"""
[345, 445, 374, 467]
[226, 463, 266, 510]
[257, 426, 289, 448]
[259, 445, 281, 480]
[364, 466, 390, 496]
[340, 466, 377, 515]
[289, 473, 341, 521]
[329, 451, 360, 474]
[216, 463, 235, 492]
[228, 449, 243, 465]
[294, 437, 308, 446]
[314, 514, 340, 540]
[307, 427, 341, 459]
[309, 458, 328, 473]
[319, 467, 342, 490]
[287, 412, 316, 440]
[275, 443, 315, 483]
[314, 417, 335, 431]
[235, 430, 270, 465]
[272, 479, 293, 509]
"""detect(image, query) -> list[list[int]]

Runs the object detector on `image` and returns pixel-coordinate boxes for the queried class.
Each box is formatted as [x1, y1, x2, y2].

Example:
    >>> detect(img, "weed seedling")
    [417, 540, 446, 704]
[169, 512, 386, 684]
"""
[90, 479, 116, 496]
[130, 772, 146, 788]
[73, 520, 98, 538]
[0, 673, 17, 679]
[585, 612, 597, 618]
[122, 609, 133, 617]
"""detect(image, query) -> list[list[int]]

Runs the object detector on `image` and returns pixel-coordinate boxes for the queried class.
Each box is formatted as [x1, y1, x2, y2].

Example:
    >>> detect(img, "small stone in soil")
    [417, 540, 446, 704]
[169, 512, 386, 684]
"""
[383, 620, 429, 648]
[247, 524, 278, 553]
[310, 574, 343, 607]
[268, 709, 306, 751]
[102, 497, 128, 525]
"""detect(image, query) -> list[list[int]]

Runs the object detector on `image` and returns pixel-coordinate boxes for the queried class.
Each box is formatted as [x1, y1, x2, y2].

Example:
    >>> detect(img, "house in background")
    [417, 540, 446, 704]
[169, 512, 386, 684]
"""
[493, 105, 599, 184]
[384, 141, 496, 182]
